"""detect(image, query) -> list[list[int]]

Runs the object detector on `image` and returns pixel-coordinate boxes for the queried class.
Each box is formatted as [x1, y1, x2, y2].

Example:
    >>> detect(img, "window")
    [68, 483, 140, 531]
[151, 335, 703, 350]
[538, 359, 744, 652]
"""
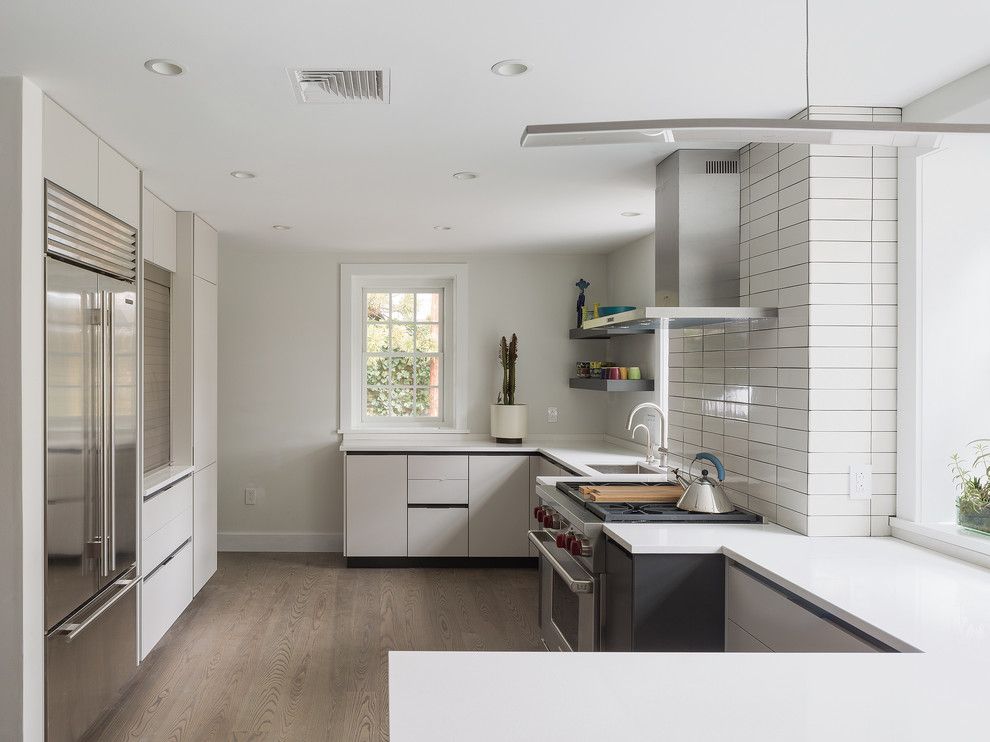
[341, 264, 468, 432]
[363, 290, 442, 420]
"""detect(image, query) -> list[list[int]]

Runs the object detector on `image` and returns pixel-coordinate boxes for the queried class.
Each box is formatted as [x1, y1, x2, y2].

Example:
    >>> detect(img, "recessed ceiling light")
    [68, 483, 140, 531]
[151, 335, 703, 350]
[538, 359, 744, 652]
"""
[452, 171, 478, 180]
[491, 60, 530, 77]
[144, 59, 184, 76]
[433, 225, 451, 231]
[620, 211, 641, 217]
[272, 224, 292, 231]
[230, 170, 255, 179]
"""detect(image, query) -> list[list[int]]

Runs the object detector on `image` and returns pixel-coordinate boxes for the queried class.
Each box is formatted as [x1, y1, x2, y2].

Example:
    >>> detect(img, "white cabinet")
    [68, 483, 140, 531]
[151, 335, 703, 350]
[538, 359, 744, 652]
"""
[193, 276, 217, 469]
[43, 96, 99, 204]
[43, 97, 140, 227]
[193, 216, 218, 284]
[408, 507, 469, 557]
[141, 540, 193, 658]
[98, 140, 140, 226]
[193, 463, 218, 593]
[468, 455, 530, 557]
[408, 455, 468, 480]
[726, 562, 880, 653]
[142, 189, 177, 271]
[346, 455, 407, 557]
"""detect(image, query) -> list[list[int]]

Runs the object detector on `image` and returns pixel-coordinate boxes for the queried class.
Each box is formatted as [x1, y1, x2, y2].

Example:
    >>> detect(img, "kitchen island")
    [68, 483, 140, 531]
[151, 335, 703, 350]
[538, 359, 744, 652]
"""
[390, 519, 990, 741]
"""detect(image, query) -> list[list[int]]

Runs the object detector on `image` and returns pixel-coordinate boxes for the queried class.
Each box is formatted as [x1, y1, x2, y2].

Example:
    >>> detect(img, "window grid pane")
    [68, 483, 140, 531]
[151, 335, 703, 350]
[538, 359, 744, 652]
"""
[363, 289, 443, 420]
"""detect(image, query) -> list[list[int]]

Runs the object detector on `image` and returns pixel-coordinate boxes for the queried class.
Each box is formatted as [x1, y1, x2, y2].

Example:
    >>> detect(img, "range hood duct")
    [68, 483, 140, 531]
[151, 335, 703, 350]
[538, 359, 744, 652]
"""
[583, 149, 776, 333]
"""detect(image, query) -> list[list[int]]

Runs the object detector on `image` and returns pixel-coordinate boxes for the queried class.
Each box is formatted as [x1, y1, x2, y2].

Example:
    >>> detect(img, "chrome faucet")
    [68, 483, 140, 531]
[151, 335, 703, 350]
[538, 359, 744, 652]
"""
[626, 402, 668, 467]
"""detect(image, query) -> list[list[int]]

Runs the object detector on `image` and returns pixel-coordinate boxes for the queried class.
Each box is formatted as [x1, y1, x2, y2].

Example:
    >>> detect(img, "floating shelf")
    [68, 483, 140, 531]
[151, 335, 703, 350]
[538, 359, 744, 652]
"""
[569, 326, 654, 340]
[569, 377, 655, 392]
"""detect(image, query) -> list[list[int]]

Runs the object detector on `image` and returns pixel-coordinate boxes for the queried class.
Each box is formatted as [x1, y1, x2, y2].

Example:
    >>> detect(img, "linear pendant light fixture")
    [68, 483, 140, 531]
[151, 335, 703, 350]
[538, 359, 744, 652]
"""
[521, 1, 990, 150]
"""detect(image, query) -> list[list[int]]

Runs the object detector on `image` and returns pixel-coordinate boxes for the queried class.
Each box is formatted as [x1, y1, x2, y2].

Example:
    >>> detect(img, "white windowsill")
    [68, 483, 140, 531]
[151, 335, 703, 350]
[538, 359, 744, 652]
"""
[890, 517, 990, 570]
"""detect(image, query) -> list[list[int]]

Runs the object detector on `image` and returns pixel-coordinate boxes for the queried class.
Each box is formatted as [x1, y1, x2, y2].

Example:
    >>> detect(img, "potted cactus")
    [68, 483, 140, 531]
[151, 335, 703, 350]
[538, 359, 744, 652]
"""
[491, 333, 527, 443]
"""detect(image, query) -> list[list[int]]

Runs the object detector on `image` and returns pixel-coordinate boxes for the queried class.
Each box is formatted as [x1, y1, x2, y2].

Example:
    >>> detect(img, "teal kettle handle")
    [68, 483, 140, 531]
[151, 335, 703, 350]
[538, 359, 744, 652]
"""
[694, 453, 725, 482]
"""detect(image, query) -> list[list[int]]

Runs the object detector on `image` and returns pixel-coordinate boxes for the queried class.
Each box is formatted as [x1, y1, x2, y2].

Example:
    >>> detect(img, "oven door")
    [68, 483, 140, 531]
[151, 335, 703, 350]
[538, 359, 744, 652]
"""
[528, 530, 598, 652]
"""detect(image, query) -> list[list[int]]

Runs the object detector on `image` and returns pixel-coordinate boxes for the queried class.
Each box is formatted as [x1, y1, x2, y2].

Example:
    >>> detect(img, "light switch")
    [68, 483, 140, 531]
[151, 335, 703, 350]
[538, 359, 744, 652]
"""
[546, 406, 559, 423]
[848, 465, 872, 500]
[245, 487, 258, 505]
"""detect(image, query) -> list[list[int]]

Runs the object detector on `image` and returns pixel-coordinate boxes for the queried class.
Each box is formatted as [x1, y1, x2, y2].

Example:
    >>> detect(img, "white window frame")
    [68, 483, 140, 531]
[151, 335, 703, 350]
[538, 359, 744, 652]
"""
[340, 264, 468, 433]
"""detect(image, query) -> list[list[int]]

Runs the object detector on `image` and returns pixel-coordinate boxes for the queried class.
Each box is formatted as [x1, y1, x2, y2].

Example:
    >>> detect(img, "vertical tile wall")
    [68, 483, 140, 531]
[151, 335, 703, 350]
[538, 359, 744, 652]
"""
[667, 106, 898, 536]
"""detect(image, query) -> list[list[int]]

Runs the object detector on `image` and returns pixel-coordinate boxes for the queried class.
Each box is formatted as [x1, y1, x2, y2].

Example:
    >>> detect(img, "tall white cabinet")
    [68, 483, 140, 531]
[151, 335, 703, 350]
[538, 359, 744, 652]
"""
[178, 213, 219, 594]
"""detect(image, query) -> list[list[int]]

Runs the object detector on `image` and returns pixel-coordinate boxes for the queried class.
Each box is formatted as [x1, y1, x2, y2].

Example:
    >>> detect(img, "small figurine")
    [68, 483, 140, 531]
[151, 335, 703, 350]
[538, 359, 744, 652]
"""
[575, 278, 590, 328]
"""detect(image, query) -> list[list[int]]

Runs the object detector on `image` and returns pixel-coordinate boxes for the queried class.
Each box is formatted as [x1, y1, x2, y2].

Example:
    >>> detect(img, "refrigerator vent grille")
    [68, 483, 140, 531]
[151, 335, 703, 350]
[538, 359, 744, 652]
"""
[288, 68, 389, 104]
[45, 181, 137, 280]
[705, 160, 739, 175]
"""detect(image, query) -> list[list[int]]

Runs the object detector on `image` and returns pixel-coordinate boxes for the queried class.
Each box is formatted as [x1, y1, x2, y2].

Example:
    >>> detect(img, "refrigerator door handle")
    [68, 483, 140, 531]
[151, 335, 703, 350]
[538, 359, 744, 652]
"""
[100, 290, 110, 577]
[57, 574, 138, 642]
[107, 291, 116, 572]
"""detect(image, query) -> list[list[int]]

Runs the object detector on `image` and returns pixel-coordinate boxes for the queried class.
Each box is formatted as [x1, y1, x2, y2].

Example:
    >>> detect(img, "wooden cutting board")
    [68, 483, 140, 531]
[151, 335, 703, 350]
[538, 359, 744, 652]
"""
[578, 485, 682, 503]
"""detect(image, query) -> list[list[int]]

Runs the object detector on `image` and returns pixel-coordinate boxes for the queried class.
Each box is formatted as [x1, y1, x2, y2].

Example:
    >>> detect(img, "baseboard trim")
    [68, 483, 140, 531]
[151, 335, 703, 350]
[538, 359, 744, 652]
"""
[218, 531, 343, 552]
[346, 556, 538, 568]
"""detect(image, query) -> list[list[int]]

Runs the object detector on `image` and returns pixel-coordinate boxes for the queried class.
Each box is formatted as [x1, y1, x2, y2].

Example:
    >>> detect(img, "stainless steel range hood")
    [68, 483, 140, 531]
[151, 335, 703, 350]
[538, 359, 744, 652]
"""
[582, 149, 776, 333]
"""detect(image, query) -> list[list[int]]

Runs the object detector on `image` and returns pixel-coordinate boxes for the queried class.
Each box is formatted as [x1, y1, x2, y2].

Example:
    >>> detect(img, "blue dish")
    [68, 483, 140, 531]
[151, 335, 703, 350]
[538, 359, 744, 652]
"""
[597, 305, 635, 317]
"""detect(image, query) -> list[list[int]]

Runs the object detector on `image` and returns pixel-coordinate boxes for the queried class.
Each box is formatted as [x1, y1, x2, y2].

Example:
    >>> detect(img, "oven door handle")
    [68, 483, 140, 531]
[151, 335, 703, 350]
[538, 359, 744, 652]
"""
[528, 530, 595, 594]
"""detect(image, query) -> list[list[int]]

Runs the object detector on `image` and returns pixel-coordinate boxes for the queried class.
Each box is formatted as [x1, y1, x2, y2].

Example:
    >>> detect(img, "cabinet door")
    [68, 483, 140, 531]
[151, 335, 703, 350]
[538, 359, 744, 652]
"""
[98, 140, 140, 227]
[193, 463, 218, 593]
[193, 277, 217, 469]
[193, 216, 219, 283]
[408, 507, 468, 557]
[468, 455, 530, 557]
[154, 196, 177, 271]
[345, 455, 407, 557]
[43, 97, 99, 203]
[141, 189, 156, 264]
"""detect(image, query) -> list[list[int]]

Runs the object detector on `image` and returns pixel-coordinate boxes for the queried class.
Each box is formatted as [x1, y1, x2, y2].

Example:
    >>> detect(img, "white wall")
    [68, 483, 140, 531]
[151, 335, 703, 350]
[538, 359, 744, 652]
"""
[0, 76, 45, 742]
[217, 246, 608, 549]
[604, 233, 661, 442]
[899, 71, 990, 522]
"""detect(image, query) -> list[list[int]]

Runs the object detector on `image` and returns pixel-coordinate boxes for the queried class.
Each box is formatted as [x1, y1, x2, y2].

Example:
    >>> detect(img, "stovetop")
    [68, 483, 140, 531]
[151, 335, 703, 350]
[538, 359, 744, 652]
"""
[555, 481, 763, 524]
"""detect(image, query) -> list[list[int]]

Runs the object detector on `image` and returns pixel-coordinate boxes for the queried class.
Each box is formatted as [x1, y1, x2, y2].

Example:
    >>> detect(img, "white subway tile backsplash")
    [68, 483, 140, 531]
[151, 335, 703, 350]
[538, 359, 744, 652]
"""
[808, 325, 872, 347]
[809, 177, 873, 199]
[809, 157, 872, 178]
[808, 262, 871, 283]
[809, 389, 871, 410]
[808, 240, 871, 262]
[808, 220, 872, 242]
[808, 304, 872, 326]
[808, 283, 872, 305]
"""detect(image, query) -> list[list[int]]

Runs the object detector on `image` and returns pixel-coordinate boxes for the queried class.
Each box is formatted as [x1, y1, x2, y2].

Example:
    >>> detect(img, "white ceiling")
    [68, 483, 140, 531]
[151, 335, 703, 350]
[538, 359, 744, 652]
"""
[1, 0, 989, 254]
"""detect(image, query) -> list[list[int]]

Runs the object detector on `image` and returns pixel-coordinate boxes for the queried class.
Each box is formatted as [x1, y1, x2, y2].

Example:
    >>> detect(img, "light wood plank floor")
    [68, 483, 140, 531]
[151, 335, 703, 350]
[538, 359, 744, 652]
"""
[84, 552, 542, 742]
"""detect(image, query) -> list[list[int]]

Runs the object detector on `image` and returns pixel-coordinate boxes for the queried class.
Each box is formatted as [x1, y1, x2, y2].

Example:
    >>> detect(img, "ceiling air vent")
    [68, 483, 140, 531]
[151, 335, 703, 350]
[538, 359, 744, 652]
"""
[705, 160, 738, 175]
[288, 68, 389, 104]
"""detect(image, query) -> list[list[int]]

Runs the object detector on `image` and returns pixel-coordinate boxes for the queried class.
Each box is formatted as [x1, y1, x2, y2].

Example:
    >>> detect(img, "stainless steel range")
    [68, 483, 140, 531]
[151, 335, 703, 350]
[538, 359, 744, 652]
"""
[529, 479, 761, 652]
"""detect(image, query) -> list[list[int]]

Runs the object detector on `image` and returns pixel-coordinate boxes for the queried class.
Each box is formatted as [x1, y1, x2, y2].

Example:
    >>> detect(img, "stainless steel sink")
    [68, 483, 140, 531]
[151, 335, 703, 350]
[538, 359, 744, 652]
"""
[587, 463, 666, 475]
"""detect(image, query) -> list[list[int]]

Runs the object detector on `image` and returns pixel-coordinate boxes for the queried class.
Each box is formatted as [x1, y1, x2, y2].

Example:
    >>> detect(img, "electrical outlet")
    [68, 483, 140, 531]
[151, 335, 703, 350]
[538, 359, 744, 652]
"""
[848, 465, 872, 500]
[245, 487, 258, 506]
[546, 406, 559, 423]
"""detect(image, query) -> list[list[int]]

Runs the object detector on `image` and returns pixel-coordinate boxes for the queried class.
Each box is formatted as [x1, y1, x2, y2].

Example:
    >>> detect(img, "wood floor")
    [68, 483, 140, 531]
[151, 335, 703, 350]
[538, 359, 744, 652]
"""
[84, 552, 542, 742]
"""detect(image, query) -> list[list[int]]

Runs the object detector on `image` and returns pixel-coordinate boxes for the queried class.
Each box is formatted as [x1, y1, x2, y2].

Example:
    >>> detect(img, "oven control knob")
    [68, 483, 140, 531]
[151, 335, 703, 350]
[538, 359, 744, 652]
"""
[548, 514, 563, 530]
[570, 538, 591, 557]
[534, 506, 544, 521]
[542, 510, 556, 528]
[555, 532, 568, 548]
[564, 533, 577, 549]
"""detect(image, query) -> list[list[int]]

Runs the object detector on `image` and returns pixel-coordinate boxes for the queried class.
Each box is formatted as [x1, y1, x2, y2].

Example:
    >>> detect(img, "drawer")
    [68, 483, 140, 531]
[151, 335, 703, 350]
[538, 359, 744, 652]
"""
[408, 478, 469, 504]
[143, 476, 193, 537]
[143, 507, 192, 572]
[407, 455, 468, 480]
[727, 563, 879, 653]
[408, 506, 469, 557]
[141, 540, 193, 658]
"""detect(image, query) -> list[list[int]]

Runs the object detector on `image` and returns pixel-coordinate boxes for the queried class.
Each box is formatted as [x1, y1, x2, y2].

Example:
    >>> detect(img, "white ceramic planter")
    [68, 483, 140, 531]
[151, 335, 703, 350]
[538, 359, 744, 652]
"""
[490, 404, 527, 443]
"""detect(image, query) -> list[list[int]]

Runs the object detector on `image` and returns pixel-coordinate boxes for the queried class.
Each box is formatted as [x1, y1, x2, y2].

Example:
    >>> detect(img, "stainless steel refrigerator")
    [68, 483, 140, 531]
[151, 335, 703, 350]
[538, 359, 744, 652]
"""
[44, 181, 139, 742]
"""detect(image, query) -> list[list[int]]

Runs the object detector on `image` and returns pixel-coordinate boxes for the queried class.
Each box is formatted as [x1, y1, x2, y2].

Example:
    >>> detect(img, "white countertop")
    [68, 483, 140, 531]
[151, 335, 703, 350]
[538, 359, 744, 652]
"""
[390, 650, 985, 742]
[143, 464, 195, 497]
[340, 436, 663, 478]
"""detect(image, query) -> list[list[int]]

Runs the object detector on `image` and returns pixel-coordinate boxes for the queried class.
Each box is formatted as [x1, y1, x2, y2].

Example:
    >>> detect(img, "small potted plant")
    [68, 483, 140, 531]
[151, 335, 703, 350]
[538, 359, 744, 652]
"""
[491, 333, 526, 443]
[950, 440, 990, 536]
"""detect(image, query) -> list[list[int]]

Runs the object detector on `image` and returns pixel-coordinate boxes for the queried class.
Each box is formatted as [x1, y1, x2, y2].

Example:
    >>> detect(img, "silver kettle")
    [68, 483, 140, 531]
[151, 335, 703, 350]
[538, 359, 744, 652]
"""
[673, 453, 735, 514]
